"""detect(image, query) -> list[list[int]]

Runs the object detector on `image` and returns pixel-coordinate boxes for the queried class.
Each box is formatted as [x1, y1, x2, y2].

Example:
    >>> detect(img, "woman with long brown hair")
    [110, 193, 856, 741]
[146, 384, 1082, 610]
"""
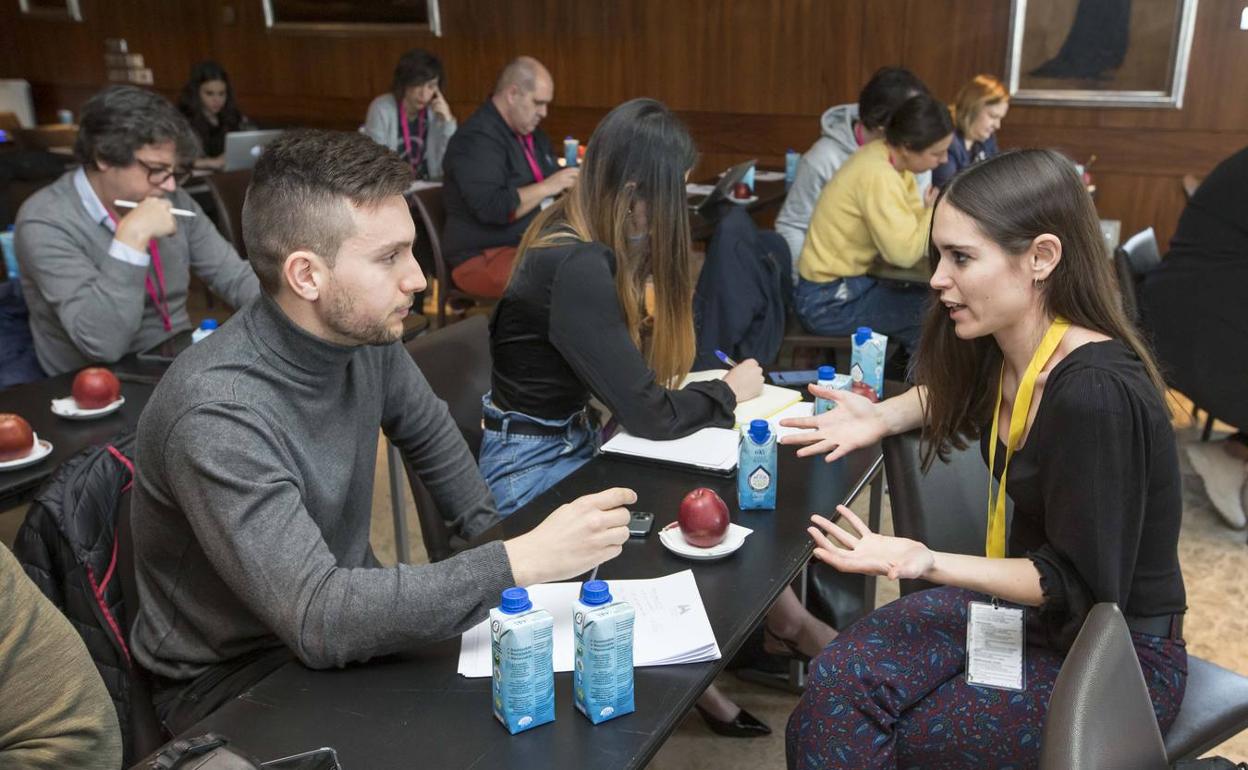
[482, 98, 836, 737]
[781, 149, 1187, 767]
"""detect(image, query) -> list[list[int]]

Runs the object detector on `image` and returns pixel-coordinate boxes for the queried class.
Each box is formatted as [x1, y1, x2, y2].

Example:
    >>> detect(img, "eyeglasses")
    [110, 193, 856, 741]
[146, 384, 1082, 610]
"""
[134, 158, 193, 187]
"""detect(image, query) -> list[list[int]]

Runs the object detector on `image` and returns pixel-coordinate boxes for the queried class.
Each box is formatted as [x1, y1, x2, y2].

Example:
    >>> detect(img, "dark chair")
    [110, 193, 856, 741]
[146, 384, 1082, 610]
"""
[885, 427, 1248, 763]
[116, 487, 166, 760]
[408, 186, 497, 329]
[776, 310, 853, 369]
[1039, 603, 1170, 770]
[881, 429, 990, 596]
[401, 314, 492, 561]
[203, 169, 252, 260]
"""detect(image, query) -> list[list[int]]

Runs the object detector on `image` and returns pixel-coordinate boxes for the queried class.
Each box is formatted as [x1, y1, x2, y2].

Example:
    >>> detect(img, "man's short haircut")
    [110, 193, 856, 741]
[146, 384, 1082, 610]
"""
[242, 129, 414, 295]
[74, 85, 200, 168]
[858, 67, 929, 132]
[493, 56, 543, 95]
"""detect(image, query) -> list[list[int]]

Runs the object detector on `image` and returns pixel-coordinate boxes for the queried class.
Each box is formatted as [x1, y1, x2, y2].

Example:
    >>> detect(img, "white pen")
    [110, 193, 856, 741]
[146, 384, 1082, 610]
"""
[113, 199, 196, 218]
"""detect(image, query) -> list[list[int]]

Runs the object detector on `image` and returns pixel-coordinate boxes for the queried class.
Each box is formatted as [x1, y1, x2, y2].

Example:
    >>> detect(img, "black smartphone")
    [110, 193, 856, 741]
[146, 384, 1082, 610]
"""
[627, 510, 655, 538]
[769, 369, 820, 387]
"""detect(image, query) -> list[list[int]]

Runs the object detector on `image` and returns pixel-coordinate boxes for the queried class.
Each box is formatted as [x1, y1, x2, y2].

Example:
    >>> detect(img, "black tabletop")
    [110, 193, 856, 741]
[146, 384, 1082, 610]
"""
[0, 369, 155, 510]
[135, 444, 882, 770]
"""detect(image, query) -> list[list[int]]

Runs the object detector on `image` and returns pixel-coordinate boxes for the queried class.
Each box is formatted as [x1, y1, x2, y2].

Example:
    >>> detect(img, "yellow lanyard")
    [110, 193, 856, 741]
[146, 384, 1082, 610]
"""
[986, 317, 1070, 558]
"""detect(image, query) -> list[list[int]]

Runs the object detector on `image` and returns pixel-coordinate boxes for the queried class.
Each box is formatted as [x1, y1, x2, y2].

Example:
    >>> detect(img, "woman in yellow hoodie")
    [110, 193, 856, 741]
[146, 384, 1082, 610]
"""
[795, 93, 953, 353]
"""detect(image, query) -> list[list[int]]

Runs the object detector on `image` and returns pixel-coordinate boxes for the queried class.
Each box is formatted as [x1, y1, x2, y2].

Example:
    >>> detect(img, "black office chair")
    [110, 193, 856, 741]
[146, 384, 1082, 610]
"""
[408, 186, 497, 329]
[401, 314, 493, 561]
[203, 169, 252, 260]
[885, 427, 1248, 763]
[881, 429, 990, 597]
[1039, 603, 1170, 770]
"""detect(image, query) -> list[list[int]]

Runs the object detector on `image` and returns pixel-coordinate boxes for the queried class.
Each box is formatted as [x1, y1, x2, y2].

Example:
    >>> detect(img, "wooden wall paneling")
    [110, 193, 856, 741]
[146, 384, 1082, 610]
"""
[899, 0, 1012, 100]
[1091, 171, 1190, 250]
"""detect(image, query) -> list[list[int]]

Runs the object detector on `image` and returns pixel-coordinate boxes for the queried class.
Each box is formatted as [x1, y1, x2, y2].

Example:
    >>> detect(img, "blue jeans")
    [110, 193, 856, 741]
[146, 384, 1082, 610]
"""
[478, 393, 600, 518]
[794, 275, 929, 353]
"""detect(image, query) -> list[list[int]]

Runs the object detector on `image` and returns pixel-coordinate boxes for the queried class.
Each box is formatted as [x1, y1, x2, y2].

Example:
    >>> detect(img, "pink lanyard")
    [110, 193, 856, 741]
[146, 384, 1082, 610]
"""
[853, 121, 867, 147]
[517, 133, 545, 183]
[398, 98, 426, 173]
[105, 209, 172, 332]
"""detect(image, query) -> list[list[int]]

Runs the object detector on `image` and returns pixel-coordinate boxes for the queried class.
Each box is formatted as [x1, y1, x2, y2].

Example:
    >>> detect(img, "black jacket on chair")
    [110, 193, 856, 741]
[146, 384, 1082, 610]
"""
[693, 206, 789, 369]
[12, 433, 143, 763]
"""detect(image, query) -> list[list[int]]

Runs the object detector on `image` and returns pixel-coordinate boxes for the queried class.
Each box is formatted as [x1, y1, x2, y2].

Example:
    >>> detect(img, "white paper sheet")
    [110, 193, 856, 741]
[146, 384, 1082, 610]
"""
[599, 426, 740, 472]
[457, 570, 720, 678]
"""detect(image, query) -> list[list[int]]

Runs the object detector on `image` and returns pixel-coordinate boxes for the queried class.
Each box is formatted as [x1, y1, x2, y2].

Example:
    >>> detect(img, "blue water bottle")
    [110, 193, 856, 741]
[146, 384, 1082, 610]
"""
[738, 419, 777, 510]
[785, 148, 800, 189]
[742, 164, 756, 193]
[0, 225, 17, 281]
[564, 136, 579, 167]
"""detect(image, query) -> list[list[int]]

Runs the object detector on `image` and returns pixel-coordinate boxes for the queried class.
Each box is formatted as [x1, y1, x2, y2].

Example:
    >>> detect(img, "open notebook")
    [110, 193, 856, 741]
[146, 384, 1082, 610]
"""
[458, 570, 719, 677]
[680, 370, 803, 428]
[598, 396, 817, 474]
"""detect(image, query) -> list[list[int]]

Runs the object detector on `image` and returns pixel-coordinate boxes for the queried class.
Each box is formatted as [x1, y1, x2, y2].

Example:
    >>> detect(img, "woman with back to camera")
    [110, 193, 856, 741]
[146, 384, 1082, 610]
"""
[177, 60, 254, 171]
[795, 92, 954, 355]
[363, 48, 456, 181]
[931, 73, 1009, 189]
[483, 97, 839, 737]
[780, 149, 1187, 768]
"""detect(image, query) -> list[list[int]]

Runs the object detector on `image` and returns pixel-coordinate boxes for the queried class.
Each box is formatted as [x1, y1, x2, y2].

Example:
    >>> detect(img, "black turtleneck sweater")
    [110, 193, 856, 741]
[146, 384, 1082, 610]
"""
[131, 294, 511, 680]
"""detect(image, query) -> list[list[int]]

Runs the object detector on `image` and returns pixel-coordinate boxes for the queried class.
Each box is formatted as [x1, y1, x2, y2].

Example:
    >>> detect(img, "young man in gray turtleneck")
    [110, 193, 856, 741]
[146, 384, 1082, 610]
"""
[131, 129, 635, 734]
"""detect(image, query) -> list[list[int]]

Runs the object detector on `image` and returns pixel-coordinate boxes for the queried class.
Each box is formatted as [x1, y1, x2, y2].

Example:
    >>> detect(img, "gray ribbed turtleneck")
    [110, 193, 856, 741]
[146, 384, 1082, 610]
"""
[132, 294, 510, 679]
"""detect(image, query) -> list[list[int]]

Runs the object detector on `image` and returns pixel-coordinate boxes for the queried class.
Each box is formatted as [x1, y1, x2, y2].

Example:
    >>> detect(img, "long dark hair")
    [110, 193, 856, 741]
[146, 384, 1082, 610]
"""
[177, 60, 244, 133]
[514, 98, 699, 387]
[914, 149, 1165, 468]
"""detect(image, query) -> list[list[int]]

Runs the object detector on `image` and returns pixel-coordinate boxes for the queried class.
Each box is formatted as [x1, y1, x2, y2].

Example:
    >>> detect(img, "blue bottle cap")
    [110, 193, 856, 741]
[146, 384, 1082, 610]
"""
[787, 148, 796, 153]
[854, 326, 873, 345]
[748, 418, 771, 444]
[580, 580, 612, 606]
[199, 318, 219, 330]
[499, 587, 532, 614]
[566, 135, 575, 141]
[817, 365, 835, 380]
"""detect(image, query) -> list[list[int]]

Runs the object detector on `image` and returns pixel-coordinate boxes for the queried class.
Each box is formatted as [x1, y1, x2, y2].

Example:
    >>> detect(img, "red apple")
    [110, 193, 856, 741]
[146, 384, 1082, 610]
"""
[0, 413, 35, 462]
[733, 182, 750, 200]
[678, 487, 730, 548]
[72, 367, 120, 409]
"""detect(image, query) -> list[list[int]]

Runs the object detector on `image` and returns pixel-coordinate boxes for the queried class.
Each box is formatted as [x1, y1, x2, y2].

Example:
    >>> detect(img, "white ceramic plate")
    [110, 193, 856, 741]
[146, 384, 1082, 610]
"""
[659, 522, 753, 561]
[0, 436, 53, 471]
[724, 194, 758, 206]
[51, 395, 125, 420]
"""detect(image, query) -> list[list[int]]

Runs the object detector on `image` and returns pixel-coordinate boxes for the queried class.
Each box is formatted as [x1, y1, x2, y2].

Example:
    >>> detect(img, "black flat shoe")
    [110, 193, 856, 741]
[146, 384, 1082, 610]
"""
[694, 704, 772, 738]
[763, 625, 812, 665]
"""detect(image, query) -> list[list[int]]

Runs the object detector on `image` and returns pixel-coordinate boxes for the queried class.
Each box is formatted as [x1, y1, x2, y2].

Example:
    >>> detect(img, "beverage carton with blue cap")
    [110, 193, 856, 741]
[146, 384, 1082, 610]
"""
[850, 326, 887, 402]
[813, 364, 852, 414]
[573, 580, 635, 724]
[738, 419, 777, 510]
[490, 587, 556, 734]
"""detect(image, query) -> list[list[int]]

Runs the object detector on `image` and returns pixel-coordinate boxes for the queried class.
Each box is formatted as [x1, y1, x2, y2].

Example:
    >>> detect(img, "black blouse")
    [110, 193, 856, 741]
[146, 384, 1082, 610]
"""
[980, 340, 1186, 652]
[489, 241, 736, 440]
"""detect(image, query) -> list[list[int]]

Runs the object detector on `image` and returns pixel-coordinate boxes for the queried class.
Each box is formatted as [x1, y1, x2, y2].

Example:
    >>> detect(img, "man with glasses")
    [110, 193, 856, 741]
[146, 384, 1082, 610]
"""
[16, 85, 259, 375]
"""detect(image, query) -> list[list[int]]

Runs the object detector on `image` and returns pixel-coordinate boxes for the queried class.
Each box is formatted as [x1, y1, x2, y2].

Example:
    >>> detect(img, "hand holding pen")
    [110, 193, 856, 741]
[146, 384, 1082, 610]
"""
[715, 349, 764, 403]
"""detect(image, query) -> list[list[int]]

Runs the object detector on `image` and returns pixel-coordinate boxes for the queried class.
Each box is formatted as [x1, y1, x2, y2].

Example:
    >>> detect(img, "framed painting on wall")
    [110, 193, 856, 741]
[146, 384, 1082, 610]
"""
[261, 0, 442, 36]
[1005, 0, 1199, 108]
[18, 0, 83, 21]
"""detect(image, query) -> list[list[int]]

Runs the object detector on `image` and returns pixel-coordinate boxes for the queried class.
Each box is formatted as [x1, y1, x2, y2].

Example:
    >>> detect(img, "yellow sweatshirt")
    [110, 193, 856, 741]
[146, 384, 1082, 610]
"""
[798, 140, 933, 283]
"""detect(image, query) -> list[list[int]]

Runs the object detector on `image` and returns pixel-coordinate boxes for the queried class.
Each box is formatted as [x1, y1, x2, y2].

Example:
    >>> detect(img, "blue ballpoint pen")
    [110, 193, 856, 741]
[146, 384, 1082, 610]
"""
[715, 349, 739, 367]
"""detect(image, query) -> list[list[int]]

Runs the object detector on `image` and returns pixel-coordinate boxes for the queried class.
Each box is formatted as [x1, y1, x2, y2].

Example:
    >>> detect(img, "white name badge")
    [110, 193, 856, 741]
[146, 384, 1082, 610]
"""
[540, 196, 555, 210]
[965, 600, 1025, 691]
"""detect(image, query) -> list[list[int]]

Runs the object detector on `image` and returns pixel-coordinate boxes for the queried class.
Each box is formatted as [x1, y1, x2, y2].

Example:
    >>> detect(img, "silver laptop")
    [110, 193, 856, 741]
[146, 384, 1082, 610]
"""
[223, 129, 284, 172]
[689, 158, 756, 214]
